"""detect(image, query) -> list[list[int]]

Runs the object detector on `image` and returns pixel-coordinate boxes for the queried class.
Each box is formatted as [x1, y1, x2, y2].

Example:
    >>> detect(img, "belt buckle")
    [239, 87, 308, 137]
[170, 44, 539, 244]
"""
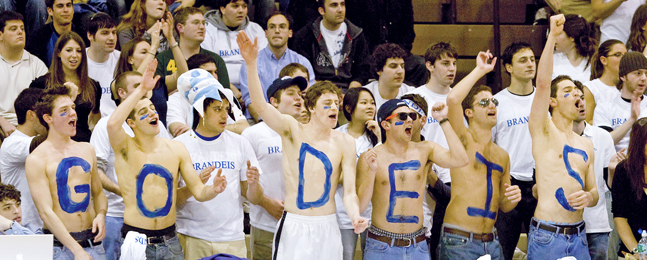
[404, 237, 412, 247]
[561, 227, 569, 235]
[147, 236, 160, 244]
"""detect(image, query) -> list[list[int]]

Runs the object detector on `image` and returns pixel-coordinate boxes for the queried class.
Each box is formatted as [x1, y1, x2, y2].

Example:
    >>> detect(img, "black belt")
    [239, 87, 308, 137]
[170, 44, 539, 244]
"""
[442, 227, 496, 242]
[121, 223, 177, 244]
[368, 231, 426, 247]
[531, 218, 585, 235]
[44, 229, 101, 248]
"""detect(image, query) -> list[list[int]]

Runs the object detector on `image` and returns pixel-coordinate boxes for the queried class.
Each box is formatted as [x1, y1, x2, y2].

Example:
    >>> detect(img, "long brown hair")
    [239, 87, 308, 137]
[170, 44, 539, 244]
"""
[114, 37, 149, 78]
[48, 31, 95, 105]
[625, 118, 647, 200]
[117, 0, 167, 39]
[590, 39, 624, 80]
[627, 5, 647, 52]
[563, 14, 597, 70]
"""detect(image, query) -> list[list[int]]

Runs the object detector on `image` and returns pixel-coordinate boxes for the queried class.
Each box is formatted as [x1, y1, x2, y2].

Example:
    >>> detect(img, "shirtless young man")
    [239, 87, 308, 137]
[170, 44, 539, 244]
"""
[527, 14, 598, 260]
[439, 51, 521, 259]
[238, 31, 368, 260]
[356, 98, 468, 260]
[26, 86, 108, 260]
[106, 60, 227, 260]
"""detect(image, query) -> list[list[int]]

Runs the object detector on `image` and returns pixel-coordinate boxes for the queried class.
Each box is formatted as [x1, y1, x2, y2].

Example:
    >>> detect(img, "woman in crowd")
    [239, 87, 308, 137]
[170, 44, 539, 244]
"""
[612, 118, 647, 258]
[552, 14, 597, 83]
[117, 0, 171, 53]
[626, 4, 647, 54]
[29, 32, 101, 143]
[334, 87, 379, 260]
[583, 39, 626, 123]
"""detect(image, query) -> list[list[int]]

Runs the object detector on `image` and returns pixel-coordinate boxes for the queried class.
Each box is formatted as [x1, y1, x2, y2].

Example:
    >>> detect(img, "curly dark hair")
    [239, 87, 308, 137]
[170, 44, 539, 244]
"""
[0, 183, 21, 203]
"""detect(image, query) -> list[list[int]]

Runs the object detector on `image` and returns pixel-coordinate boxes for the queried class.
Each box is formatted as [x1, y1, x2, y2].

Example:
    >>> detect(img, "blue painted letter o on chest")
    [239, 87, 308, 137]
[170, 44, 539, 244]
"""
[136, 164, 174, 218]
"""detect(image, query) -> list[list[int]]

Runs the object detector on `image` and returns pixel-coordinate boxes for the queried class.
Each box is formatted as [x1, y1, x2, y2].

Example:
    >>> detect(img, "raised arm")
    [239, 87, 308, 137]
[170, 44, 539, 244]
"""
[591, 0, 626, 20]
[161, 12, 187, 93]
[610, 91, 641, 144]
[176, 142, 226, 202]
[237, 31, 297, 135]
[107, 60, 161, 151]
[446, 50, 497, 137]
[356, 149, 377, 213]
[25, 154, 89, 258]
[428, 103, 469, 168]
[530, 14, 564, 135]
[137, 22, 162, 76]
[340, 135, 368, 234]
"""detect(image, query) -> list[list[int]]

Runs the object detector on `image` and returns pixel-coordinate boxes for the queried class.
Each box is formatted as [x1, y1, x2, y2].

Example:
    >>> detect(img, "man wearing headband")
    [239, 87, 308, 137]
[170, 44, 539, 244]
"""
[439, 51, 521, 259]
[173, 68, 263, 259]
[527, 15, 597, 259]
[239, 31, 368, 260]
[356, 98, 468, 260]
[106, 61, 227, 260]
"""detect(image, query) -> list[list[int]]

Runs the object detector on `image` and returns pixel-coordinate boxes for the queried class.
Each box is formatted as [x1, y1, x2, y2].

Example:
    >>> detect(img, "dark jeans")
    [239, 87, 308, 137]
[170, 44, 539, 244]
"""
[427, 181, 451, 260]
[494, 177, 537, 260]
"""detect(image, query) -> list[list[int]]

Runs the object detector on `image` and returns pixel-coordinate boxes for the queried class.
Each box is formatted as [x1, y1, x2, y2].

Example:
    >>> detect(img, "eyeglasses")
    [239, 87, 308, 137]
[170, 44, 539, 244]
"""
[385, 112, 418, 121]
[475, 98, 499, 107]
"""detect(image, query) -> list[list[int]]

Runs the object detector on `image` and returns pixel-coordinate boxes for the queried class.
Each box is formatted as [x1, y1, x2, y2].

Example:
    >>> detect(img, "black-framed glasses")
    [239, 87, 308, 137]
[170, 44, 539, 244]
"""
[476, 98, 499, 107]
[386, 112, 418, 121]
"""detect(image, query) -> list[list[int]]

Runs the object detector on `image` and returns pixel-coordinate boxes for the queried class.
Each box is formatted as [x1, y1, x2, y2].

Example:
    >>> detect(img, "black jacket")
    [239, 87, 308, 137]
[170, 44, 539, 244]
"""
[291, 17, 371, 89]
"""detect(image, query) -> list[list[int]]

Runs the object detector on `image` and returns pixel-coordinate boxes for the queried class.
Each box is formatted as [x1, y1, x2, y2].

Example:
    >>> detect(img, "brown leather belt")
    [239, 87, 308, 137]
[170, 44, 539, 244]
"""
[442, 226, 496, 242]
[368, 231, 426, 247]
[531, 218, 585, 235]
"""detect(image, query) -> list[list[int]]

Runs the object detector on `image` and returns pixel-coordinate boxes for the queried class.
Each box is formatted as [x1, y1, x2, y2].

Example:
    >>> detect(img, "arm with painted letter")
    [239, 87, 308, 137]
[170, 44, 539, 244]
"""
[340, 135, 368, 234]
[176, 143, 225, 202]
[88, 146, 107, 242]
[25, 154, 91, 259]
[356, 149, 378, 213]
[530, 14, 564, 136]
[238, 31, 298, 136]
[427, 103, 469, 169]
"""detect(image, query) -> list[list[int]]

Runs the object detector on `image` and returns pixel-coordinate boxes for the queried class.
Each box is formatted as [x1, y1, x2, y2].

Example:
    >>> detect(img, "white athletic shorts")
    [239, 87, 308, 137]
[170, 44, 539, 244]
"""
[272, 212, 342, 260]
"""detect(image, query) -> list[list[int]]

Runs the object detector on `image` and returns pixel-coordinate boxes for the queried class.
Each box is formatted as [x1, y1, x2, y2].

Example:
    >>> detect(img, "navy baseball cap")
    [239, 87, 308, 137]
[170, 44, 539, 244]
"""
[377, 99, 409, 124]
[266, 76, 308, 99]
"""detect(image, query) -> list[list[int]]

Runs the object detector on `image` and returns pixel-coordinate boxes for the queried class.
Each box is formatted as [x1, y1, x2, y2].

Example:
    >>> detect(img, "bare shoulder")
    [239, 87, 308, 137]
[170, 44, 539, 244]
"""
[575, 135, 594, 153]
[332, 130, 354, 143]
[77, 142, 96, 155]
[164, 138, 188, 152]
[489, 143, 510, 164]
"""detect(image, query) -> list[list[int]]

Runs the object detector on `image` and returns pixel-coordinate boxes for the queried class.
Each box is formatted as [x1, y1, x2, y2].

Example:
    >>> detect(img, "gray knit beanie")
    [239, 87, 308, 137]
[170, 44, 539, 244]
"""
[619, 52, 647, 77]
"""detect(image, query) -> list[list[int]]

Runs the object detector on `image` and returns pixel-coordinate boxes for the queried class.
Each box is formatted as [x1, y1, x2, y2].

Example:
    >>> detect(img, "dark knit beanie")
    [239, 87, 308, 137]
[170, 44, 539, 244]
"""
[619, 52, 647, 77]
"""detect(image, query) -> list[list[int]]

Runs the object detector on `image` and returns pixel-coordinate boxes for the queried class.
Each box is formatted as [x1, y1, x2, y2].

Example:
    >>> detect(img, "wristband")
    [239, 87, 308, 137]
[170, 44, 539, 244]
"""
[170, 42, 179, 49]
[439, 118, 449, 125]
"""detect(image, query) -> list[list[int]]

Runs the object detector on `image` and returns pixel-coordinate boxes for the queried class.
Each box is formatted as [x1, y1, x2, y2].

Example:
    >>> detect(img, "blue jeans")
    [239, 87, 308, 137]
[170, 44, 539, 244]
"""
[53, 243, 106, 260]
[438, 228, 503, 260]
[119, 234, 184, 260]
[104, 216, 124, 260]
[587, 232, 609, 260]
[340, 229, 368, 260]
[527, 219, 590, 260]
[363, 237, 430, 260]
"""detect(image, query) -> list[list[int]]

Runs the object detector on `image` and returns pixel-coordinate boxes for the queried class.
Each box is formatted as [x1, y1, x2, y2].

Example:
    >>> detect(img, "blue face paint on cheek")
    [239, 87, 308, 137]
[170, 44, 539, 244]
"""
[60, 111, 68, 117]
[297, 143, 333, 210]
[555, 145, 588, 212]
[140, 114, 149, 121]
[564, 93, 570, 98]
[387, 160, 421, 223]
[323, 106, 331, 110]
[466, 152, 502, 220]
[136, 164, 173, 218]
[56, 157, 92, 213]
[394, 121, 404, 126]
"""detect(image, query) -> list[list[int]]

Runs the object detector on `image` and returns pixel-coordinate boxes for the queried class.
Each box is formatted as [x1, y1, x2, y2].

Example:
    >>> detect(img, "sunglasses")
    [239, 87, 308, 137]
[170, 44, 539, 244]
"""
[475, 98, 499, 107]
[385, 112, 418, 121]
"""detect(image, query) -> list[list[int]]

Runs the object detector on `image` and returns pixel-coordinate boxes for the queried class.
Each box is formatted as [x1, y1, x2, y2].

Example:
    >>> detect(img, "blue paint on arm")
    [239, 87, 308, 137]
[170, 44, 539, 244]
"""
[387, 160, 421, 223]
[394, 121, 404, 126]
[140, 114, 149, 121]
[136, 164, 174, 218]
[554, 145, 588, 212]
[297, 143, 333, 210]
[466, 152, 502, 220]
[56, 157, 92, 213]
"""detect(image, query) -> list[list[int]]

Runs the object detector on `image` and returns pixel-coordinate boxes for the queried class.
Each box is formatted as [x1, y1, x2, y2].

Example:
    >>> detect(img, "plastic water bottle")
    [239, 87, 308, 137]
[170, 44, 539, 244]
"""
[638, 229, 647, 260]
